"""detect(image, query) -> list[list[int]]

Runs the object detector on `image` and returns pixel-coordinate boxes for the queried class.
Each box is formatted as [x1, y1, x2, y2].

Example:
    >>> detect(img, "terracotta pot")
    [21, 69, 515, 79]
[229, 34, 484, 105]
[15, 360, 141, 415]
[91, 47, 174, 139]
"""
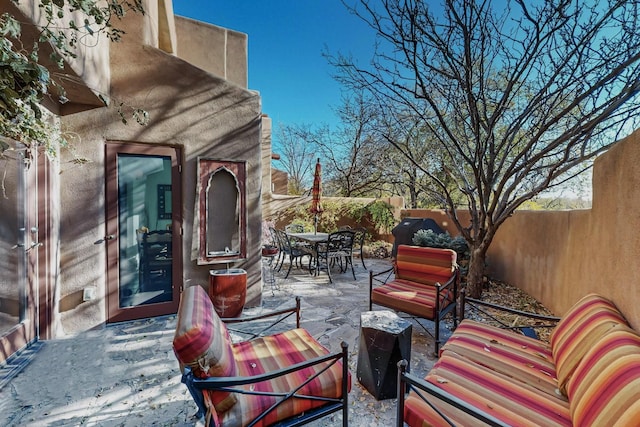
[262, 246, 279, 256]
[209, 268, 247, 318]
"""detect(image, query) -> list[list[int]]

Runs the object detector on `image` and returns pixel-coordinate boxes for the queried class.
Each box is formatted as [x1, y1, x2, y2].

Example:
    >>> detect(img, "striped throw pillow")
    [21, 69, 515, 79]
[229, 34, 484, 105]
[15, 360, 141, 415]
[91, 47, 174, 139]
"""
[173, 285, 238, 413]
[566, 325, 640, 426]
[550, 294, 628, 394]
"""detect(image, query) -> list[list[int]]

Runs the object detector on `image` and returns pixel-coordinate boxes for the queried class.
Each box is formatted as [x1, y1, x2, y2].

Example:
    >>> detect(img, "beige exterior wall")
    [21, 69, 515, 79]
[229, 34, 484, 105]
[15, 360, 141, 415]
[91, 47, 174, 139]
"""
[54, 2, 262, 334]
[403, 129, 640, 330]
[175, 16, 248, 88]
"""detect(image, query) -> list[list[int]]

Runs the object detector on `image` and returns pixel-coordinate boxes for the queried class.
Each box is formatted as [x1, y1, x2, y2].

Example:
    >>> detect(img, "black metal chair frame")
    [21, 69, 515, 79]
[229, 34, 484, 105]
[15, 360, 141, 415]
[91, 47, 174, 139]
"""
[310, 230, 356, 283]
[273, 228, 312, 279]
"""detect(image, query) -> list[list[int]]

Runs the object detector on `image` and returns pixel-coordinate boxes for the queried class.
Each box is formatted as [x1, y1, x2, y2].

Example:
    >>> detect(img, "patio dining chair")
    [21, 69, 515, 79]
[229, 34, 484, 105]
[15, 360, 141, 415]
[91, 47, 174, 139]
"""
[274, 228, 312, 279]
[311, 230, 356, 283]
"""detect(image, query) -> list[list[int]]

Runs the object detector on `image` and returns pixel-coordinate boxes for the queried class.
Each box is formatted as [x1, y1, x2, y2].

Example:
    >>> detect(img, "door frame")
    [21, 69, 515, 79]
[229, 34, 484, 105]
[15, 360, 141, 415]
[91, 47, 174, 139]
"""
[0, 147, 38, 364]
[105, 141, 182, 323]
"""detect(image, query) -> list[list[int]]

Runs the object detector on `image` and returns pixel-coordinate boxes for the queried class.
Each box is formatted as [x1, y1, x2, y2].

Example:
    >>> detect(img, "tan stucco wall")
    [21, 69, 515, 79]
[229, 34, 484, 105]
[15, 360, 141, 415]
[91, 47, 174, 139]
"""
[174, 16, 248, 88]
[403, 130, 640, 330]
[57, 3, 262, 334]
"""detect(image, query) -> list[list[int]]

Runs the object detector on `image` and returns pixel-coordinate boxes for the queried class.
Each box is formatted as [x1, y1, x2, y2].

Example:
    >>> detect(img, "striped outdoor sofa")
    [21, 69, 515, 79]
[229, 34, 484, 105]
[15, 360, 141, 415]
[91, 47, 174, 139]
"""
[369, 245, 460, 354]
[397, 293, 640, 426]
[173, 285, 350, 427]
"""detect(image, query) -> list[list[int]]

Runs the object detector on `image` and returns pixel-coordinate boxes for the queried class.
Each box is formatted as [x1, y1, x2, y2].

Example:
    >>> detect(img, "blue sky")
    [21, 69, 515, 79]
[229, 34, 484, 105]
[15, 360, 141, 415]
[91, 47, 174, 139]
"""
[172, 1, 375, 132]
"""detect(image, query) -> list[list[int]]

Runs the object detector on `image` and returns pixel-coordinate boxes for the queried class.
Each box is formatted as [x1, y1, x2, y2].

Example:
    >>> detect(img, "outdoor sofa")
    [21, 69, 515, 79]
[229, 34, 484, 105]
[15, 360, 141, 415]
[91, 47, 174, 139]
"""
[172, 285, 350, 427]
[397, 293, 640, 426]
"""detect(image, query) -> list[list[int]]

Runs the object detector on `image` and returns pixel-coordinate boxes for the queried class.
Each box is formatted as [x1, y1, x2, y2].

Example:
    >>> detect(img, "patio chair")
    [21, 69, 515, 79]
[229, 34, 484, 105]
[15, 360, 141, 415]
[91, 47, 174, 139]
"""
[369, 245, 459, 354]
[174, 285, 350, 426]
[274, 228, 312, 279]
[351, 227, 368, 270]
[311, 230, 356, 283]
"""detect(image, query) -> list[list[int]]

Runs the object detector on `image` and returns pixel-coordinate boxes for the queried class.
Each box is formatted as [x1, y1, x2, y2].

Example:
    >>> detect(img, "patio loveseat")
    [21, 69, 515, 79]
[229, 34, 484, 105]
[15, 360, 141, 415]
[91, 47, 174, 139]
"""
[397, 293, 640, 426]
[173, 285, 350, 426]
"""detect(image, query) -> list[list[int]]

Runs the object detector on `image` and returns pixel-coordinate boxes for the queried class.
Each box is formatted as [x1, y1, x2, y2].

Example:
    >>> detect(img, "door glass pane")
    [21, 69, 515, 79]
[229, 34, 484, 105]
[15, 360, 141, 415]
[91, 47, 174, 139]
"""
[117, 154, 173, 308]
[0, 153, 26, 335]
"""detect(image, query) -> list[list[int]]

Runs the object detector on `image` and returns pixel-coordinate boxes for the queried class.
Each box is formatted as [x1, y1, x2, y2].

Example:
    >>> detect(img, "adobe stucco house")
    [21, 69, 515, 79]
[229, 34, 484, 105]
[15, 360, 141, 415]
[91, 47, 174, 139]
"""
[0, 1, 268, 364]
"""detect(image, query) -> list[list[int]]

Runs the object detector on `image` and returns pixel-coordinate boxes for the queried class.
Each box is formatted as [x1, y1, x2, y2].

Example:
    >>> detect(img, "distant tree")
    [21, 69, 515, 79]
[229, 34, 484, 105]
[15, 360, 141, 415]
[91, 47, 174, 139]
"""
[332, 0, 640, 297]
[273, 123, 317, 195]
[312, 93, 387, 197]
[1, 0, 145, 156]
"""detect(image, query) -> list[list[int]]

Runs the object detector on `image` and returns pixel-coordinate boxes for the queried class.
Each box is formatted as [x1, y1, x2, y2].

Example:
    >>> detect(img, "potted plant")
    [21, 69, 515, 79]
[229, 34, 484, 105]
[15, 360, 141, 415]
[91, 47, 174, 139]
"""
[261, 219, 279, 256]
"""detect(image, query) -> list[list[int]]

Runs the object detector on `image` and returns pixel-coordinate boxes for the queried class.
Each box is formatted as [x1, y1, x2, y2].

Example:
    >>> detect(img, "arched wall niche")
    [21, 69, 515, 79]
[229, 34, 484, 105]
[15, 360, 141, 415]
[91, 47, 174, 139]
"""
[197, 158, 247, 264]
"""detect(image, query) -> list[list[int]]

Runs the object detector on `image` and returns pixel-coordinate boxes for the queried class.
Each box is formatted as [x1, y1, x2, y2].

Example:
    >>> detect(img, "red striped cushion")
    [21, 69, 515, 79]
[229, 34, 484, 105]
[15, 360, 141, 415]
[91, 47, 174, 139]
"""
[215, 328, 350, 427]
[441, 320, 558, 396]
[172, 285, 237, 413]
[550, 294, 628, 394]
[566, 325, 640, 427]
[371, 279, 447, 319]
[395, 245, 457, 287]
[404, 351, 571, 427]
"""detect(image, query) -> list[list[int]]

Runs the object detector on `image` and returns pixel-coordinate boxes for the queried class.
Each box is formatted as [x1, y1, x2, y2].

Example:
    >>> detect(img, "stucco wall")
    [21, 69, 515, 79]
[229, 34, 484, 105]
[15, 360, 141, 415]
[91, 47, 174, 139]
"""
[57, 5, 262, 333]
[403, 130, 640, 330]
[174, 16, 248, 88]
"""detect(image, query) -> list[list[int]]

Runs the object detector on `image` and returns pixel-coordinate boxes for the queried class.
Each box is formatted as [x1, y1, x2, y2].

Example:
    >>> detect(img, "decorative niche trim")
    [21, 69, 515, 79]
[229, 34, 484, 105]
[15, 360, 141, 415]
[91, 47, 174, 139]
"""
[196, 158, 247, 265]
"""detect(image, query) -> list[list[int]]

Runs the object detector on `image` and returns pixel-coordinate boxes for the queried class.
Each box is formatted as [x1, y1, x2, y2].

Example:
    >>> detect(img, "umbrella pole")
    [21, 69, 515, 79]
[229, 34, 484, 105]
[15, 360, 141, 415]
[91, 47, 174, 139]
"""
[314, 214, 318, 234]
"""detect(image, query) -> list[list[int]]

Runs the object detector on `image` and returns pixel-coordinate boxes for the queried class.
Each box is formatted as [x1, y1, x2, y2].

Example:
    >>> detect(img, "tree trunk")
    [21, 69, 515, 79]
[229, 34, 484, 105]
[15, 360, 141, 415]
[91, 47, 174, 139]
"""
[465, 246, 488, 298]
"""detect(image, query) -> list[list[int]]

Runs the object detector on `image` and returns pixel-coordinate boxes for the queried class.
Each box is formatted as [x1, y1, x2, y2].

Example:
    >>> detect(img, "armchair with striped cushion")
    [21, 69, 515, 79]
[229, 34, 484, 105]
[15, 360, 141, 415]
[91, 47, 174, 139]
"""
[173, 285, 350, 427]
[369, 245, 460, 354]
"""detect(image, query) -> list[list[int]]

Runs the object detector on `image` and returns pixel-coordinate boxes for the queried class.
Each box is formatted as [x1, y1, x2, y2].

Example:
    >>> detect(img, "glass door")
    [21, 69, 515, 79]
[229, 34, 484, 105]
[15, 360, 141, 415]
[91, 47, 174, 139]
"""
[0, 146, 38, 364]
[105, 142, 181, 323]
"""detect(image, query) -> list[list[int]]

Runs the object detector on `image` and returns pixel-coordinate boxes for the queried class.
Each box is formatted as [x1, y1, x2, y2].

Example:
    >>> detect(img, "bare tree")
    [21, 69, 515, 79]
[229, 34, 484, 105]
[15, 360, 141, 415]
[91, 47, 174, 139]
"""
[274, 124, 317, 195]
[313, 93, 387, 197]
[331, 0, 640, 297]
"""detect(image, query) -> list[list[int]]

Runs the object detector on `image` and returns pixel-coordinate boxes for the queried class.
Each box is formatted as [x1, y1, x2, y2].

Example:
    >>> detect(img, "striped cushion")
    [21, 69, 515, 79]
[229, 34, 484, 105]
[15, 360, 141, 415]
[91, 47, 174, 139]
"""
[395, 245, 457, 287]
[371, 279, 446, 319]
[173, 285, 237, 413]
[214, 328, 350, 427]
[550, 294, 628, 395]
[440, 319, 559, 396]
[372, 245, 456, 319]
[404, 351, 571, 427]
[566, 325, 640, 427]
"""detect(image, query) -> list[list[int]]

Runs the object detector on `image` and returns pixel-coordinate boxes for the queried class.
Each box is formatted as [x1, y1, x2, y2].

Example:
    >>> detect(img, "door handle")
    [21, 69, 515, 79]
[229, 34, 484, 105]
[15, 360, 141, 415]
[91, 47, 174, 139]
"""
[105, 234, 116, 240]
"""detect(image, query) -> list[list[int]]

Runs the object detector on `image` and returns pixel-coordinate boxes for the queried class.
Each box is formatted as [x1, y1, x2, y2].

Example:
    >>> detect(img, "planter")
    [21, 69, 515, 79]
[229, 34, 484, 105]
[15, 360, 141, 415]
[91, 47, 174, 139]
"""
[209, 268, 247, 318]
[262, 246, 279, 257]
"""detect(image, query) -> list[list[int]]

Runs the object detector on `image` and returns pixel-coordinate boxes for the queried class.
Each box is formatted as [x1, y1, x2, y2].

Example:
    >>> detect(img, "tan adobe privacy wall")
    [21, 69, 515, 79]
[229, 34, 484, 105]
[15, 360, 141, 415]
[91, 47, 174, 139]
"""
[57, 2, 263, 334]
[403, 129, 640, 330]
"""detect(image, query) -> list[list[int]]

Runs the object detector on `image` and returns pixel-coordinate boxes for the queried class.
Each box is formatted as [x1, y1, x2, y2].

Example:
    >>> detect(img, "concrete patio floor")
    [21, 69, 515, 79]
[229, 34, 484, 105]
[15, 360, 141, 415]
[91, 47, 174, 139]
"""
[0, 258, 452, 426]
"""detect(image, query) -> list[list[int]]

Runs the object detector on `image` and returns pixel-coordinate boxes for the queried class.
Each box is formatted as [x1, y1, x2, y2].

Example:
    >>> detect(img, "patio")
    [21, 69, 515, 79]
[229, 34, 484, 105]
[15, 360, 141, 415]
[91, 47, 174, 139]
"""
[0, 258, 448, 426]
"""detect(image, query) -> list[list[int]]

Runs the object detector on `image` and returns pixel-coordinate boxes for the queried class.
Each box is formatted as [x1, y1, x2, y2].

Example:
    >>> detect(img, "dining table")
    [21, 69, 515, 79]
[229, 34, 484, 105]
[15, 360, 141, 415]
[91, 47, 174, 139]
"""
[286, 232, 329, 244]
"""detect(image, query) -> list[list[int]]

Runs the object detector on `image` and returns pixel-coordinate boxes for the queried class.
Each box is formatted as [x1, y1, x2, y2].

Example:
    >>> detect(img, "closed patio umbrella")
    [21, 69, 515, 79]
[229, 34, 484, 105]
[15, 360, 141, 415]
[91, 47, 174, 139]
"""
[310, 158, 323, 234]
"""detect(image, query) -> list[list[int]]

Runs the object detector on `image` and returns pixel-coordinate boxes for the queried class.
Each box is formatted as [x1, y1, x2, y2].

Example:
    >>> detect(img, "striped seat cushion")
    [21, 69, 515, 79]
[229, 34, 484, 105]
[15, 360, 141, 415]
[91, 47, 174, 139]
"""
[404, 351, 571, 427]
[566, 325, 640, 427]
[550, 294, 629, 395]
[371, 279, 447, 319]
[173, 285, 238, 413]
[213, 328, 350, 427]
[440, 319, 559, 396]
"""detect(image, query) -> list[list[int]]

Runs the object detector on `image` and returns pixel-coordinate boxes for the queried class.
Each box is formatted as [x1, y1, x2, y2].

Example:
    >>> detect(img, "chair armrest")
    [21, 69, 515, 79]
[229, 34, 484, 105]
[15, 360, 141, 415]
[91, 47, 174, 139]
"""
[369, 267, 395, 310]
[223, 297, 300, 340]
[397, 360, 510, 427]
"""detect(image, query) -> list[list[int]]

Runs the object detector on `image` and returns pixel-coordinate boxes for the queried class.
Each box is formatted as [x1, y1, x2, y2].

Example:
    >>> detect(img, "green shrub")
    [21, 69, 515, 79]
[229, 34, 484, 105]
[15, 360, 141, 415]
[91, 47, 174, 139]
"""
[412, 229, 469, 262]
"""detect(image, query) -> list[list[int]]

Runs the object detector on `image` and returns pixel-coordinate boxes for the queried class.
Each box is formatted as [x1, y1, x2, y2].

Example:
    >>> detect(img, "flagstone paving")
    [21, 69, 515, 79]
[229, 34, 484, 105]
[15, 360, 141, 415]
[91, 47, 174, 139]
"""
[0, 259, 450, 426]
